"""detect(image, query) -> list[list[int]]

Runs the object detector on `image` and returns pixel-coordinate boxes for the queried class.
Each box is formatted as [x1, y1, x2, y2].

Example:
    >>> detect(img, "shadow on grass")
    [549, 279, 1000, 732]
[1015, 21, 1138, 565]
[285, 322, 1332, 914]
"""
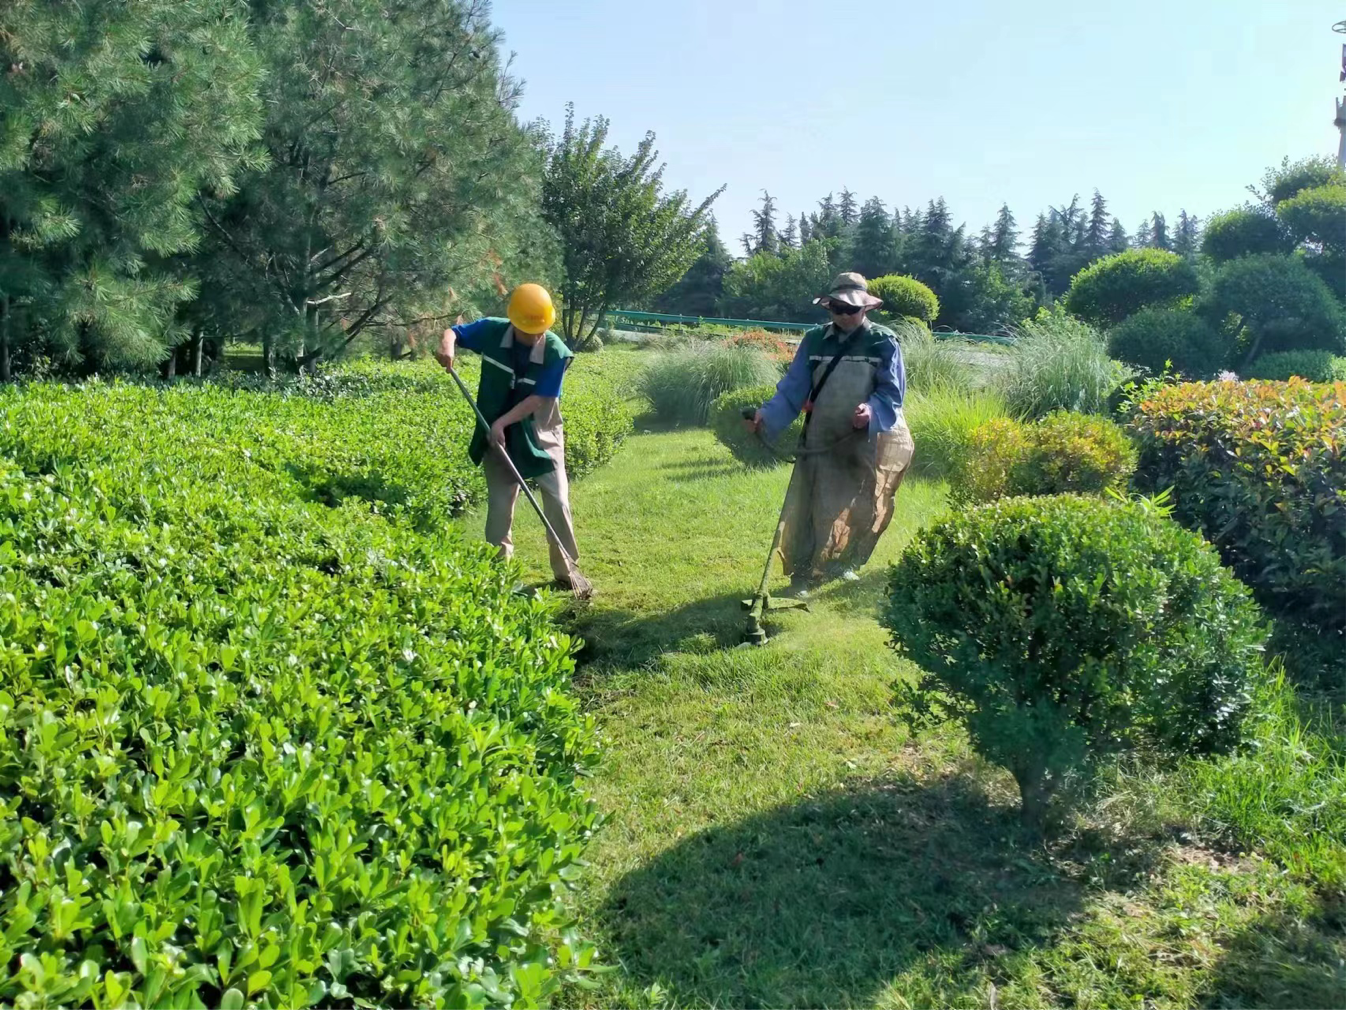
[1201, 903, 1346, 1009]
[573, 590, 774, 668]
[599, 775, 1084, 1009]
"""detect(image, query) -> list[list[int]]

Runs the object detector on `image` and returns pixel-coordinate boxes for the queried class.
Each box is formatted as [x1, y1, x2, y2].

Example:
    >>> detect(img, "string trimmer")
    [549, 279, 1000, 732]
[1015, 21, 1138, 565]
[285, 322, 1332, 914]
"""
[446, 364, 593, 602]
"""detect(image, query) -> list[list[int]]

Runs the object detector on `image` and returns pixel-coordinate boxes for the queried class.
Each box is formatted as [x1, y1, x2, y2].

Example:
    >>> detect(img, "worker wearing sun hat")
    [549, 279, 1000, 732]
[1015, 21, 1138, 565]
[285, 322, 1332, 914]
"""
[747, 271, 914, 596]
[435, 283, 581, 586]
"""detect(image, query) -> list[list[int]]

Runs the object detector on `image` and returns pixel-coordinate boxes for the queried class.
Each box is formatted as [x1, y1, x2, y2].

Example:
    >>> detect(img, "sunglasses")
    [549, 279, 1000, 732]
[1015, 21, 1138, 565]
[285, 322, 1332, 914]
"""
[828, 301, 863, 316]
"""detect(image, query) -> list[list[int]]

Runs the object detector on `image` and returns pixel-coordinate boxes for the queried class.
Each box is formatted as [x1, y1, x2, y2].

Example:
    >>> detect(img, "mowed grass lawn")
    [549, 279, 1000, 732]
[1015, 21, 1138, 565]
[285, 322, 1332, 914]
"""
[459, 426, 1345, 1009]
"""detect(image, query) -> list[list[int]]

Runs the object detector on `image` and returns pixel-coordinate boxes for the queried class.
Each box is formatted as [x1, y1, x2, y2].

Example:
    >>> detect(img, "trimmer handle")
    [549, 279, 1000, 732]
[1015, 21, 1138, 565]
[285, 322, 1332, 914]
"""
[741, 407, 757, 420]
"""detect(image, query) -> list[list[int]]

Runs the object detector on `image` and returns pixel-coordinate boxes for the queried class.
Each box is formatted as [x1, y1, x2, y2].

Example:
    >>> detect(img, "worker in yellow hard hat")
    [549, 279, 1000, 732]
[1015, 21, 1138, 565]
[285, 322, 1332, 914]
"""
[435, 284, 581, 586]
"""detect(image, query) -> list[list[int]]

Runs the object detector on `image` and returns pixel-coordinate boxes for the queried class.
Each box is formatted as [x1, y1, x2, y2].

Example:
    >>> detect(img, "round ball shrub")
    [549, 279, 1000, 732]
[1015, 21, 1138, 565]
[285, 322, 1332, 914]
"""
[1203, 253, 1346, 363]
[710, 382, 800, 467]
[1106, 306, 1227, 377]
[868, 274, 940, 324]
[1241, 349, 1346, 382]
[951, 412, 1137, 504]
[886, 495, 1267, 828]
[1276, 184, 1346, 253]
[1200, 206, 1291, 264]
[1064, 249, 1201, 328]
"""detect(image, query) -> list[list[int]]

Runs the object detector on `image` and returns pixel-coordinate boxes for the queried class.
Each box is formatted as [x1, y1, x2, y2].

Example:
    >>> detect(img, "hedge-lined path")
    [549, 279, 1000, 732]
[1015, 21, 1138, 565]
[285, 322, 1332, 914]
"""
[459, 428, 1344, 1009]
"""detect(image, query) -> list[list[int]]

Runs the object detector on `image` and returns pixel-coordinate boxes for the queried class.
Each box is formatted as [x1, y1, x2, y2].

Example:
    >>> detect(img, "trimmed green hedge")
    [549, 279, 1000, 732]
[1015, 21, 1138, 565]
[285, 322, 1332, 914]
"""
[1106, 307, 1226, 378]
[1129, 378, 1346, 633]
[0, 376, 603, 1007]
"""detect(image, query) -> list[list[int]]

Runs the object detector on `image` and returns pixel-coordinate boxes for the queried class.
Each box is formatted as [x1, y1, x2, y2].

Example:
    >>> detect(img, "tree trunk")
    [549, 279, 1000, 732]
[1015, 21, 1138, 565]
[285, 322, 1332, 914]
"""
[1014, 761, 1052, 837]
[164, 346, 178, 381]
[191, 331, 204, 377]
[262, 334, 276, 380]
[1, 295, 11, 383]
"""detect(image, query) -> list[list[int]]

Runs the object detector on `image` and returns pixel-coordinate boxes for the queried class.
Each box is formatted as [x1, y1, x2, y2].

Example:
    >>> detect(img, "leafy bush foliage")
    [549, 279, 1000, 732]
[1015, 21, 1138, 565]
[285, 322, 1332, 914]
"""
[1241, 349, 1346, 382]
[904, 386, 1008, 479]
[0, 379, 602, 1008]
[1203, 253, 1346, 365]
[887, 495, 1266, 828]
[1199, 206, 1292, 264]
[1106, 306, 1227, 377]
[1261, 155, 1346, 205]
[1129, 378, 1346, 634]
[868, 274, 941, 324]
[1275, 184, 1346, 253]
[951, 412, 1137, 504]
[718, 239, 836, 323]
[710, 383, 801, 467]
[641, 344, 781, 425]
[998, 311, 1131, 418]
[1064, 249, 1201, 328]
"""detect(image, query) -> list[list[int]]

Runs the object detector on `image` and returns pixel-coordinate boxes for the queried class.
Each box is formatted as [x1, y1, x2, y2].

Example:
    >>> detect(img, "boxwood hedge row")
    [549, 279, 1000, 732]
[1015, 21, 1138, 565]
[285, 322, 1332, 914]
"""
[0, 370, 611, 1007]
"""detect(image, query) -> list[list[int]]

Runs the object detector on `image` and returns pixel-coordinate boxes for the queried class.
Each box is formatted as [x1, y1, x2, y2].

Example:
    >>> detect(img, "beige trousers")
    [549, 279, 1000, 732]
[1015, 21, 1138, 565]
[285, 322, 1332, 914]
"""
[483, 436, 579, 581]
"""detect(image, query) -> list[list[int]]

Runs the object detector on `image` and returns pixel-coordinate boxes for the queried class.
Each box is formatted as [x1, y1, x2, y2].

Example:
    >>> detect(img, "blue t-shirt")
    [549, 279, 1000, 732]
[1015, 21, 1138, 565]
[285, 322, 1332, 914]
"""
[452, 318, 567, 397]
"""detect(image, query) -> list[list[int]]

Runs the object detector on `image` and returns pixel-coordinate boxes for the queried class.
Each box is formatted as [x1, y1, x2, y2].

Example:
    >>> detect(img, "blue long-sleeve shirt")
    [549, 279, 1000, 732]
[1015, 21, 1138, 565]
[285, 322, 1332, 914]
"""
[452, 318, 568, 397]
[759, 324, 906, 443]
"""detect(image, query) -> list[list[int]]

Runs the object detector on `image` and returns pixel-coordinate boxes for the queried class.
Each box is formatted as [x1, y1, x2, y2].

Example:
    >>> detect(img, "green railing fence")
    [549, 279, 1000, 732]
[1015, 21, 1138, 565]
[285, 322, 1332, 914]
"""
[606, 309, 1014, 345]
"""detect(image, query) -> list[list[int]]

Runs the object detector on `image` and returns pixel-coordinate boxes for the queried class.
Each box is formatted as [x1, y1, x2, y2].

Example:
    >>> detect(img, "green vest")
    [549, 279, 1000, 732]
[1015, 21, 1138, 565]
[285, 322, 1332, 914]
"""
[467, 318, 574, 479]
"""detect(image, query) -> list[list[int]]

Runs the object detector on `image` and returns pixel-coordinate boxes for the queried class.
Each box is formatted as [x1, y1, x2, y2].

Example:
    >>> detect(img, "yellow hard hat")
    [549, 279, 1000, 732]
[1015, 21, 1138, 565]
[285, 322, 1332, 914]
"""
[506, 283, 556, 335]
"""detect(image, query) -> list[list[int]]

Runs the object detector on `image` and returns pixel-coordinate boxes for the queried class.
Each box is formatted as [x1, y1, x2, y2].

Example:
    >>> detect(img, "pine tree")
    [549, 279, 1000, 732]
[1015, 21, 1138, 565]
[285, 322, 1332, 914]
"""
[203, 0, 566, 371]
[749, 191, 780, 256]
[1172, 210, 1201, 258]
[1134, 218, 1154, 249]
[1108, 218, 1130, 254]
[816, 194, 841, 239]
[0, 0, 265, 377]
[798, 212, 812, 245]
[1028, 213, 1062, 279]
[1084, 190, 1110, 261]
[851, 197, 895, 279]
[1149, 212, 1170, 250]
[780, 214, 799, 251]
[839, 188, 859, 226]
[987, 204, 1020, 264]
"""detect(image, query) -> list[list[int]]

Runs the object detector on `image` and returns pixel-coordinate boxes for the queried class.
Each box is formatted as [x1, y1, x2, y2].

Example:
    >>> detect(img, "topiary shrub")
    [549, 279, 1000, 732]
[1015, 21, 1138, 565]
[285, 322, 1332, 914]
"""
[998, 310, 1131, 418]
[868, 274, 940, 324]
[710, 382, 801, 467]
[1128, 378, 1346, 634]
[1106, 306, 1227, 378]
[0, 380, 601, 1008]
[1275, 184, 1346, 253]
[886, 495, 1267, 829]
[1202, 253, 1346, 367]
[1241, 349, 1346, 382]
[950, 411, 1137, 504]
[1200, 206, 1292, 264]
[1064, 249, 1201, 328]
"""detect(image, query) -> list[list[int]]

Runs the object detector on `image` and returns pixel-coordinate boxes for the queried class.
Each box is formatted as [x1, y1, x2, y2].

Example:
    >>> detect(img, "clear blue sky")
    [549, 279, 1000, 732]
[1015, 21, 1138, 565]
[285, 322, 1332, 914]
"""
[492, 0, 1345, 252]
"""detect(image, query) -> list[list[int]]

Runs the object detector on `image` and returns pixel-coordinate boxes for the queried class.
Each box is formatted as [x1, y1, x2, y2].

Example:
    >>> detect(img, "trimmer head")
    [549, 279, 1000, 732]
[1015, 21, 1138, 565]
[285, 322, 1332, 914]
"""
[740, 591, 809, 645]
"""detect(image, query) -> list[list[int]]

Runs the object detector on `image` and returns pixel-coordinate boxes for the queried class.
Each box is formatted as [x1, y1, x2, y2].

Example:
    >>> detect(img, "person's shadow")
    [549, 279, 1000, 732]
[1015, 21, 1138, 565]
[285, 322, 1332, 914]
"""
[598, 775, 1087, 1008]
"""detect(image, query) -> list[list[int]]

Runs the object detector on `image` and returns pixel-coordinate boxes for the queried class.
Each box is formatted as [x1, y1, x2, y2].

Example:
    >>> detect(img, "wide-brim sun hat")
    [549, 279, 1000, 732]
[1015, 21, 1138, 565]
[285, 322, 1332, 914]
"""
[813, 271, 883, 310]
